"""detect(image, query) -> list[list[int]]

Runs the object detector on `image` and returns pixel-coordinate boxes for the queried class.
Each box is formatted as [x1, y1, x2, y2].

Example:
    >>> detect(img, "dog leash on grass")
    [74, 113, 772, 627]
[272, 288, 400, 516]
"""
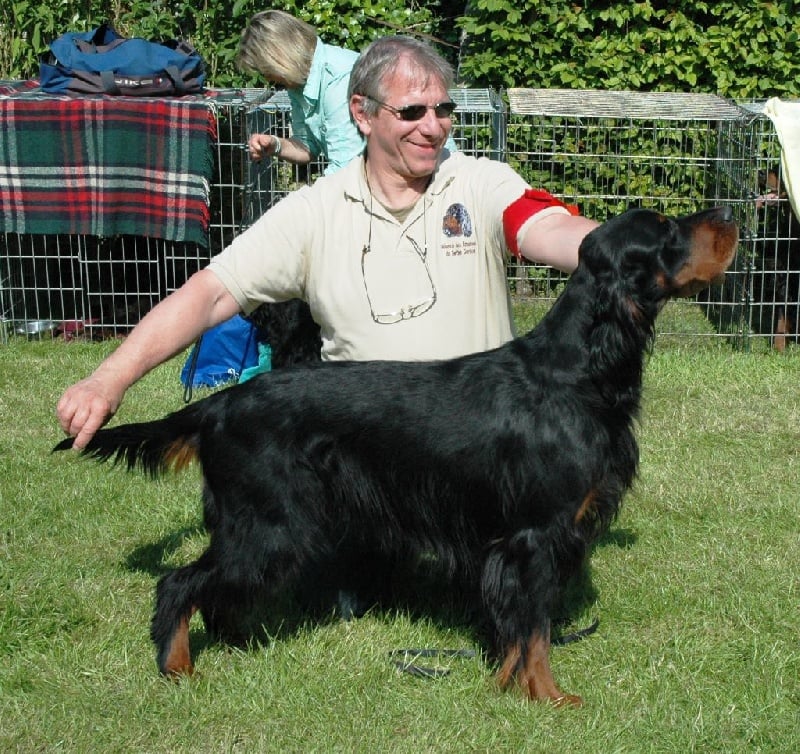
[552, 616, 600, 646]
[389, 648, 478, 679]
[390, 617, 600, 679]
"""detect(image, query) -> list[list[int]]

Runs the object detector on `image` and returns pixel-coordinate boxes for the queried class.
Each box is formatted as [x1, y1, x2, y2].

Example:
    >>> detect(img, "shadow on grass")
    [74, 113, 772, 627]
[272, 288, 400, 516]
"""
[598, 526, 638, 551]
[550, 525, 637, 640]
[121, 523, 639, 673]
[124, 522, 206, 577]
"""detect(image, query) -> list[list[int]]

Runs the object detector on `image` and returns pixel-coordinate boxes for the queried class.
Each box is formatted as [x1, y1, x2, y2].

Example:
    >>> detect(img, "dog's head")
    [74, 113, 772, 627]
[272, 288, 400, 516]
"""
[758, 165, 783, 196]
[579, 207, 739, 305]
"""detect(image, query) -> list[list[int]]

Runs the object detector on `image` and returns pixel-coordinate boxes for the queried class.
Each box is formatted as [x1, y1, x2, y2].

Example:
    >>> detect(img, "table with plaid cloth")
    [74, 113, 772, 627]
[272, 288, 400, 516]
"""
[0, 83, 217, 247]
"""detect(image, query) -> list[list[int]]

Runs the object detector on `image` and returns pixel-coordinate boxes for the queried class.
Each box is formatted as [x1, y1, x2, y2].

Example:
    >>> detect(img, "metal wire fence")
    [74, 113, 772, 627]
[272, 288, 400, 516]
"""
[1, 87, 797, 350]
[504, 89, 797, 350]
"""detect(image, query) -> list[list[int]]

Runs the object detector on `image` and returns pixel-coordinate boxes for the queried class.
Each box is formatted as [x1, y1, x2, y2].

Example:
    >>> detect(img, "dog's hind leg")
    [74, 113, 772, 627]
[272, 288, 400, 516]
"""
[774, 307, 788, 352]
[482, 527, 582, 706]
[151, 553, 216, 676]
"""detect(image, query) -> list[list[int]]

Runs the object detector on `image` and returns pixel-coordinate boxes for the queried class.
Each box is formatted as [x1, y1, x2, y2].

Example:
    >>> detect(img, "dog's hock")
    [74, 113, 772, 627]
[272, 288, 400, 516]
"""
[158, 614, 195, 678]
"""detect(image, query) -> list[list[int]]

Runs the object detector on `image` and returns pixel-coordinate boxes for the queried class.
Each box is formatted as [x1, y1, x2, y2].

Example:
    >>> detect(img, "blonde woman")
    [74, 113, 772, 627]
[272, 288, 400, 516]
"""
[238, 10, 365, 174]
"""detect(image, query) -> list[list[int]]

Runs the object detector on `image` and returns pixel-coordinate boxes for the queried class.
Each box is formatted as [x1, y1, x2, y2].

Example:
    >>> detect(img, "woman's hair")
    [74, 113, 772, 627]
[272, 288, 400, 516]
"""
[237, 10, 317, 89]
[348, 36, 454, 116]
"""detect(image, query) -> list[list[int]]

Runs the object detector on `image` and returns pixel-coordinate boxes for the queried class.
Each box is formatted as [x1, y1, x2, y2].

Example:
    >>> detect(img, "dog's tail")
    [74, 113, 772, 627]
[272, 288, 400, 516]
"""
[53, 403, 204, 478]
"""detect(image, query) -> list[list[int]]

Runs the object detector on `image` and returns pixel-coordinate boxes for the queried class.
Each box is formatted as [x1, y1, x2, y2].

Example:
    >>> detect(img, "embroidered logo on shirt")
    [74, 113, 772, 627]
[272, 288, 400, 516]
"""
[442, 203, 473, 238]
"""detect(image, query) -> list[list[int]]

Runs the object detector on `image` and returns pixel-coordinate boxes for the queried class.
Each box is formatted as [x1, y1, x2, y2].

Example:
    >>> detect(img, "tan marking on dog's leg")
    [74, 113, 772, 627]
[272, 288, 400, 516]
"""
[163, 610, 196, 677]
[497, 644, 522, 689]
[774, 313, 787, 353]
[574, 489, 597, 525]
[164, 440, 199, 473]
[518, 630, 582, 707]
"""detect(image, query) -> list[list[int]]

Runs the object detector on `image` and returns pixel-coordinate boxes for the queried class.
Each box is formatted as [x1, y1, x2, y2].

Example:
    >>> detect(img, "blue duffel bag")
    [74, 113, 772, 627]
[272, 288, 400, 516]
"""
[39, 22, 205, 96]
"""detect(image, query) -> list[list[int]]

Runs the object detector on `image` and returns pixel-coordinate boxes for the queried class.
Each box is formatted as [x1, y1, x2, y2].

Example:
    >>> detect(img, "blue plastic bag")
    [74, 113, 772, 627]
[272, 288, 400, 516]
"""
[181, 316, 259, 392]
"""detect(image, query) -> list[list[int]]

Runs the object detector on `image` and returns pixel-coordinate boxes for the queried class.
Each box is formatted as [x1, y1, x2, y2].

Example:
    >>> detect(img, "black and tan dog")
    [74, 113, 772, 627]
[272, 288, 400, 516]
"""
[755, 165, 800, 351]
[55, 207, 738, 705]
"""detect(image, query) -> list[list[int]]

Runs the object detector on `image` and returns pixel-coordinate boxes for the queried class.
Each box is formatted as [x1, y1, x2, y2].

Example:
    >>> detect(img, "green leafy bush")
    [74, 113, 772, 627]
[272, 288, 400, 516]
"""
[2, 1, 795, 97]
[0, 0, 441, 87]
[456, 0, 800, 99]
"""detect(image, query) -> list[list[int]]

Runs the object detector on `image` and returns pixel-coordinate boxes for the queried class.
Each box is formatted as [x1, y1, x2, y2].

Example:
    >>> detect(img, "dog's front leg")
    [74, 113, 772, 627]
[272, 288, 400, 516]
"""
[774, 308, 788, 352]
[482, 529, 581, 705]
[497, 628, 582, 706]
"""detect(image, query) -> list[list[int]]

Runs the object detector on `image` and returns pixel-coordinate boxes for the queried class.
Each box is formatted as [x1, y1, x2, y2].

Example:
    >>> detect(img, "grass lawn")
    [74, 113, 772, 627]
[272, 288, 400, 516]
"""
[1, 302, 798, 753]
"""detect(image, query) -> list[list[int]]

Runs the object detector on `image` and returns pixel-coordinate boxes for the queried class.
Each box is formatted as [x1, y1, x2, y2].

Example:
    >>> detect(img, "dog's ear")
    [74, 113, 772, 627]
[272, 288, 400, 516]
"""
[578, 209, 660, 278]
[577, 221, 614, 276]
[580, 211, 693, 315]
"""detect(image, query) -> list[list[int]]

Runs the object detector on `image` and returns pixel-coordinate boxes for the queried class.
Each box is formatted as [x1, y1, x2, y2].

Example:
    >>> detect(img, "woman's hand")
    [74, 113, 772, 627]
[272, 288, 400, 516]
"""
[248, 133, 281, 161]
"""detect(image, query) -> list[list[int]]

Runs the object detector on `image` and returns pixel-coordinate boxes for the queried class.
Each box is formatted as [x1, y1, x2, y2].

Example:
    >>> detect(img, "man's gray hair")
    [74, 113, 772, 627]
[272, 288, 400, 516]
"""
[348, 36, 454, 115]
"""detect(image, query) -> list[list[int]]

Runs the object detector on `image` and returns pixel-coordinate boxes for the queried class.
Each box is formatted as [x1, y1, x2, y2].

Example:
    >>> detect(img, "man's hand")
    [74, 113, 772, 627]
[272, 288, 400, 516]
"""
[56, 371, 127, 449]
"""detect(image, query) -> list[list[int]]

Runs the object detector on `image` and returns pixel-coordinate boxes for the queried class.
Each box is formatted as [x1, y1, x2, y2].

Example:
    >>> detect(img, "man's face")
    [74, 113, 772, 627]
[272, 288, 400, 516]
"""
[352, 63, 452, 180]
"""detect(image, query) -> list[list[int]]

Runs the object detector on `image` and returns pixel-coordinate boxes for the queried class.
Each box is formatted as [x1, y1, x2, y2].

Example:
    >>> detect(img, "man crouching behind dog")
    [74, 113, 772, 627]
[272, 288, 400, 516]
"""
[57, 36, 598, 449]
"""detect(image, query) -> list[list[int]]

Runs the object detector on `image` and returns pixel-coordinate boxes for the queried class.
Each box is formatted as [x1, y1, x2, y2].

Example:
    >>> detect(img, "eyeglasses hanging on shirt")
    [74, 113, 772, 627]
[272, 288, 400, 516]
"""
[360, 197, 437, 325]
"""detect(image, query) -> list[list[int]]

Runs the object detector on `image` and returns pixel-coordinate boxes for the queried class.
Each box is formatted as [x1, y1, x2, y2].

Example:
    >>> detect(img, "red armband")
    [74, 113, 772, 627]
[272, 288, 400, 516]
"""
[502, 189, 580, 258]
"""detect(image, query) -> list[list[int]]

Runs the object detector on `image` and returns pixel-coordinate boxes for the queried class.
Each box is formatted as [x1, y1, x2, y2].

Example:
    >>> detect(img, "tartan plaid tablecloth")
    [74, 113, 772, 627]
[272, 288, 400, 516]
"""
[0, 86, 216, 246]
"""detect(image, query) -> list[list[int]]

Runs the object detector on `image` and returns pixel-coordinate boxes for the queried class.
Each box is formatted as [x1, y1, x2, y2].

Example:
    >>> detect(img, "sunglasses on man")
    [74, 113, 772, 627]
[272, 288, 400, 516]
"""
[367, 96, 457, 121]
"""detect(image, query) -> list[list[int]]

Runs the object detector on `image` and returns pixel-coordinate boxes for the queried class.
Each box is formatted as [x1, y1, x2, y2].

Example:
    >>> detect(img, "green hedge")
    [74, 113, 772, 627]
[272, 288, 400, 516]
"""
[0, 0, 441, 87]
[457, 0, 800, 99]
[1, 1, 796, 97]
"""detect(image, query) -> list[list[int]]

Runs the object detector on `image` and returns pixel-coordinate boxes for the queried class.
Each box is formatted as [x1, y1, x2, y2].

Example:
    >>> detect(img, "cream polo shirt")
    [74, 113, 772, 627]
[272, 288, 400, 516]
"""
[209, 151, 566, 362]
